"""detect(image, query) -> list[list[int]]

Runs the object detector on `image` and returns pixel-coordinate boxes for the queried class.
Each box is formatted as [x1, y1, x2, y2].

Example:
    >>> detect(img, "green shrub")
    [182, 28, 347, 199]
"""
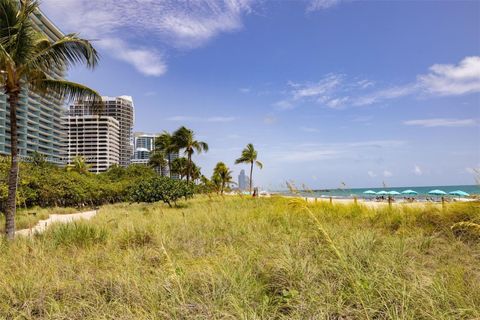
[129, 176, 194, 207]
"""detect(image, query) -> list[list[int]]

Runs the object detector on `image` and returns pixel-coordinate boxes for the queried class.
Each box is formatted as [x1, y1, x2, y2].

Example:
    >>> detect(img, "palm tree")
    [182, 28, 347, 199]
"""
[0, 0, 100, 239]
[171, 157, 189, 180]
[67, 156, 92, 174]
[173, 126, 208, 184]
[213, 162, 234, 195]
[235, 143, 263, 195]
[155, 131, 176, 178]
[148, 151, 167, 175]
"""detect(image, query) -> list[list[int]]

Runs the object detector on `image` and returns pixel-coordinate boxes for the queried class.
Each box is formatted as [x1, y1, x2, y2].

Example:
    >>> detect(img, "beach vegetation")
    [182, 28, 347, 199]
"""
[0, 197, 478, 318]
[0, 0, 101, 239]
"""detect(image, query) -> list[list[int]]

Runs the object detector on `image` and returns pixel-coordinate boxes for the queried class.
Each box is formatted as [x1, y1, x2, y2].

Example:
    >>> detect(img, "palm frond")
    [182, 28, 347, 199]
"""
[255, 160, 263, 169]
[31, 79, 101, 103]
[28, 34, 99, 72]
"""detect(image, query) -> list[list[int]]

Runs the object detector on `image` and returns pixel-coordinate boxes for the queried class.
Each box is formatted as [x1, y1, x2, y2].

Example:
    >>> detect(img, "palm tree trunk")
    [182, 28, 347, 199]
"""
[186, 153, 191, 184]
[168, 158, 172, 178]
[5, 88, 20, 240]
[249, 161, 253, 195]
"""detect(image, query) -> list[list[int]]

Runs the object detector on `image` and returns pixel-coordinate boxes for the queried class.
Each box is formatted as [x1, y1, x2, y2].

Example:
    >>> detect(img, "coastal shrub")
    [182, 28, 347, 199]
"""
[129, 176, 194, 207]
[44, 222, 108, 248]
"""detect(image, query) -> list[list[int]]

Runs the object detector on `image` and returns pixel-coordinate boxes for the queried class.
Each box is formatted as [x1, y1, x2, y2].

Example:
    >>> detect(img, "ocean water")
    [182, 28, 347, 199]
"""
[278, 185, 480, 199]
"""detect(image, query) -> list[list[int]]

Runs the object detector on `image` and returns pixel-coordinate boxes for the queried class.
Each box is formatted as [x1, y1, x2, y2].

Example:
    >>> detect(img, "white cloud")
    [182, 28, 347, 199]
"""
[367, 171, 377, 178]
[275, 56, 480, 110]
[100, 38, 167, 76]
[292, 74, 343, 100]
[383, 170, 393, 177]
[418, 56, 480, 96]
[404, 118, 477, 128]
[414, 165, 422, 176]
[239, 88, 251, 93]
[167, 116, 236, 122]
[40, 0, 254, 75]
[353, 84, 418, 106]
[307, 0, 342, 12]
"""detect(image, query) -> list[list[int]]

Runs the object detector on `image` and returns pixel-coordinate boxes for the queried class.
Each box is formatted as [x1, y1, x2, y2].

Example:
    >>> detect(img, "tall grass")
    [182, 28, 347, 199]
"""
[0, 197, 478, 319]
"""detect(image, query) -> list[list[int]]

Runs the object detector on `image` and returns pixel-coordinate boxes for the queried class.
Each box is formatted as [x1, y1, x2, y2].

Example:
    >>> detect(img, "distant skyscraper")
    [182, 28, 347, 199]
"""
[238, 169, 248, 191]
[68, 96, 134, 167]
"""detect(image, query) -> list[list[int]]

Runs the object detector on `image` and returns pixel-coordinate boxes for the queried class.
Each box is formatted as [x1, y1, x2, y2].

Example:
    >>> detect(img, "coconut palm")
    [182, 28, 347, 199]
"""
[154, 131, 177, 178]
[148, 151, 167, 175]
[235, 143, 263, 195]
[171, 157, 189, 180]
[67, 156, 92, 174]
[173, 126, 208, 184]
[213, 162, 234, 195]
[0, 0, 101, 239]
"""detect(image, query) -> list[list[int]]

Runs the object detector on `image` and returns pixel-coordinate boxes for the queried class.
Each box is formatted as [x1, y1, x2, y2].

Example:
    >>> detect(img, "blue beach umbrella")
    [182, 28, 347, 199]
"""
[401, 190, 418, 195]
[363, 190, 377, 195]
[428, 189, 447, 196]
[376, 191, 388, 195]
[449, 190, 470, 197]
[388, 191, 401, 196]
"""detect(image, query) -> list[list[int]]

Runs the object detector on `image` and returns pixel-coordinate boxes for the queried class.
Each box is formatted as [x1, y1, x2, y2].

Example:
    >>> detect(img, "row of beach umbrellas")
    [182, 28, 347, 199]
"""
[363, 189, 470, 197]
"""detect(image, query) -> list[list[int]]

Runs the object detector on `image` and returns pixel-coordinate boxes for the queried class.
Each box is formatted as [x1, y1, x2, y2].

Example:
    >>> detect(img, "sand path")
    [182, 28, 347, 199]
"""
[15, 210, 97, 237]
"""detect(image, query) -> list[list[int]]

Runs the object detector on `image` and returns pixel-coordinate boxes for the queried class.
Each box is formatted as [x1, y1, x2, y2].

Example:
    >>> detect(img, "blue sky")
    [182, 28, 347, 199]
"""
[41, 0, 479, 189]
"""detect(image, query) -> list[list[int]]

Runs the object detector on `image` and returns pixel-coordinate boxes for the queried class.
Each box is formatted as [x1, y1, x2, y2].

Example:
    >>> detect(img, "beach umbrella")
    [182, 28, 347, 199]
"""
[388, 191, 401, 196]
[428, 189, 447, 195]
[363, 190, 377, 195]
[449, 190, 470, 197]
[376, 191, 388, 195]
[401, 189, 418, 195]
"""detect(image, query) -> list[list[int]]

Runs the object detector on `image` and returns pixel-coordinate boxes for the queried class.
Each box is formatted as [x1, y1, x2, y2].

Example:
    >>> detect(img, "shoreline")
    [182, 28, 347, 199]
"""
[276, 194, 477, 208]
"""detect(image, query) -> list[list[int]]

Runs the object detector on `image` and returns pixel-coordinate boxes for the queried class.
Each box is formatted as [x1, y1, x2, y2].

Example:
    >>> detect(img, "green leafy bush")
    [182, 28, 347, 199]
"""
[129, 176, 194, 207]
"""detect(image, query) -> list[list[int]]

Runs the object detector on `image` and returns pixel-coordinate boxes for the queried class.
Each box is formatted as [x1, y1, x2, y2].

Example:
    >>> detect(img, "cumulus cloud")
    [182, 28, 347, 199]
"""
[40, 0, 254, 75]
[367, 171, 377, 178]
[404, 118, 477, 128]
[418, 56, 480, 96]
[383, 170, 393, 177]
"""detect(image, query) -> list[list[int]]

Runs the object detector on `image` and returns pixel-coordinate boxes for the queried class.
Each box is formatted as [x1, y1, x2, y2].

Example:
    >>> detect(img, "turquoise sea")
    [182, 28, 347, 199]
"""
[278, 185, 480, 199]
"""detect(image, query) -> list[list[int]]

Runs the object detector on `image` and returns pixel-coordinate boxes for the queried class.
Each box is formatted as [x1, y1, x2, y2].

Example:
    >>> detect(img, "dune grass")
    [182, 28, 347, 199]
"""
[0, 196, 479, 319]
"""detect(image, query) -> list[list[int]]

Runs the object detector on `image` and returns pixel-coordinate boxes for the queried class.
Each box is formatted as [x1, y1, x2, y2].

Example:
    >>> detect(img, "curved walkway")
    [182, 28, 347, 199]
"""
[15, 210, 97, 237]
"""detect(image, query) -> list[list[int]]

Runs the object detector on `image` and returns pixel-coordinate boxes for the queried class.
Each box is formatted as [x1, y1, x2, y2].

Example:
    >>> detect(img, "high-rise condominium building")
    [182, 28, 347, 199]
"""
[62, 115, 120, 173]
[68, 96, 134, 167]
[131, 132, 180, 178]
[131, 133, 156, 165]
[0, 10, 65, 163]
